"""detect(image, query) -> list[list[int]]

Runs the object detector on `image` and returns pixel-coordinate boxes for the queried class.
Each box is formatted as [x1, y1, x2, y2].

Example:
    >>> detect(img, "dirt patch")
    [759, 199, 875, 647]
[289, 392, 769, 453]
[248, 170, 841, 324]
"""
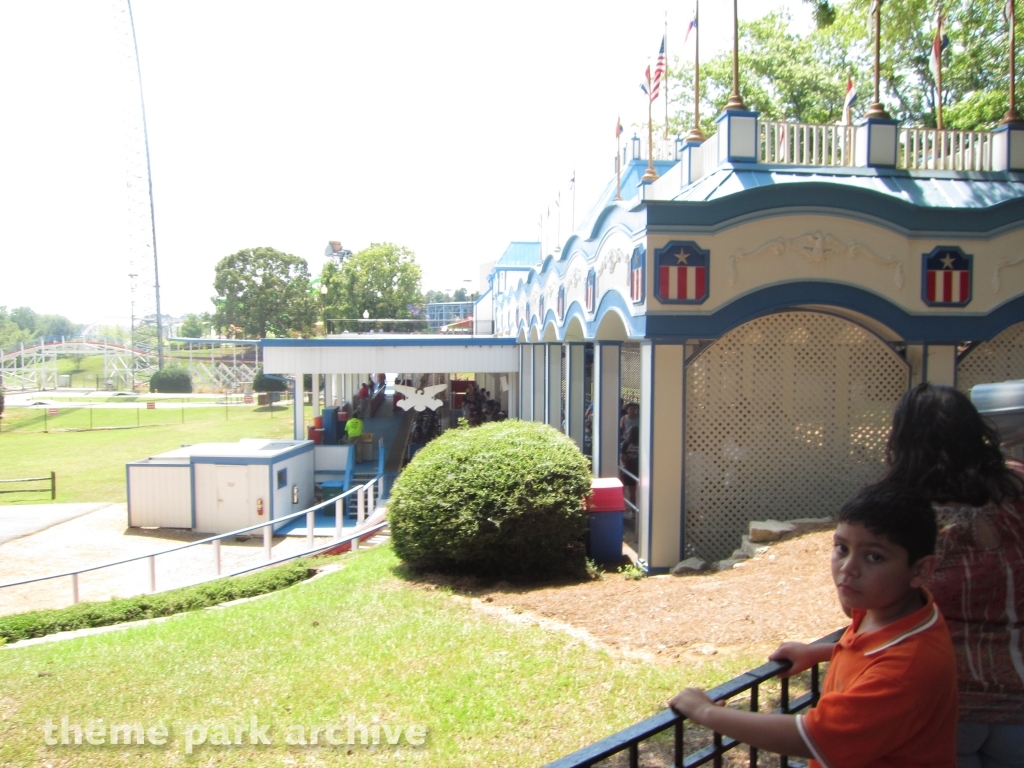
[410, 531, 847, 666]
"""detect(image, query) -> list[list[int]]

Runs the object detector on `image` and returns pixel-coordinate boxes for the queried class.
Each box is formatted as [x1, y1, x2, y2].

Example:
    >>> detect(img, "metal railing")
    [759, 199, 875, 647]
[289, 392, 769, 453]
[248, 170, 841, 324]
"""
[0, 475, 388, 607]
[0, 472, 56, 500]
[901, 127, 994, 172]
[617, 464, 640, 517]
[544, 628, 844, 768]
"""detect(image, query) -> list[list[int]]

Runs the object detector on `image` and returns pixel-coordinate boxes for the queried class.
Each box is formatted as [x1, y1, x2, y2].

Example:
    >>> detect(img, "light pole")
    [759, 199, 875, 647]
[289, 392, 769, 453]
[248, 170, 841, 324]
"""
[128, 273, 138, 391]
[320, 284, 329, 335]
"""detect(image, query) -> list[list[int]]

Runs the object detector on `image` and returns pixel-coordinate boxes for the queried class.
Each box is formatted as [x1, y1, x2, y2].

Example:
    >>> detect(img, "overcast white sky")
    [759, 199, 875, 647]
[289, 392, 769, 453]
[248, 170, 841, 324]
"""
[0, 1, 811, 327]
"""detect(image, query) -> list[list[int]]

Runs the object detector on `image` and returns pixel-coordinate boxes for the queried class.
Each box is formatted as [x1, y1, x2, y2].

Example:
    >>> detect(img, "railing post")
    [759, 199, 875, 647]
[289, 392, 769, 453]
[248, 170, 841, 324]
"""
[334, 498, 343, 540]
[51, 471, 56, 500]
[263, 525, 272, 561]
[357, 486, 365, 524]
[71, 572, 79, 604]
[212, 539, 221, 576]
[148, 555, 156, 593]
[368, 482, 375, 515]
[352, 532, 359, 552]
[309, 508, 317, 548]
[377, 474, 384, 499]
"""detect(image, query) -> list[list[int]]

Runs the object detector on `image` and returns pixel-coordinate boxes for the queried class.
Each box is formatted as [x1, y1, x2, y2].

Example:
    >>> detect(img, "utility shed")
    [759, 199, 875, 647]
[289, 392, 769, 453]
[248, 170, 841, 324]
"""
[127, 439, 315, 534]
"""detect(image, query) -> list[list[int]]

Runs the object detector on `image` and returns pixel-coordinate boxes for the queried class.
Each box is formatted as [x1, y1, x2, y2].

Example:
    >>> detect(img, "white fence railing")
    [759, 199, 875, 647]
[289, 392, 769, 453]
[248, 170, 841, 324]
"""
[0, 475, 387, 610]
[760, 121, 858, 167]
[901, 127, 994, 171]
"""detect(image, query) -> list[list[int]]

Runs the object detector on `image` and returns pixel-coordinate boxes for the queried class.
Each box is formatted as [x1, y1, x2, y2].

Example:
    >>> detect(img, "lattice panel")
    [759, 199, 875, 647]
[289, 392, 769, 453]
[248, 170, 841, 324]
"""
[957, 322, 1024, 395]
[685, 312, 909, 562]
[621, 342, 641, 406]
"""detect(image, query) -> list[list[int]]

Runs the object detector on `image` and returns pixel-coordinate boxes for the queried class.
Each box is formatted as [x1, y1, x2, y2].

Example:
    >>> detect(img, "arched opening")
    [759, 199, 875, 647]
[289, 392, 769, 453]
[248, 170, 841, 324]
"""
[684, 311, 910, 562]
[594, 309, 628, 341]
[563, 316, 586, 342]
[957, 320, 1024, 395]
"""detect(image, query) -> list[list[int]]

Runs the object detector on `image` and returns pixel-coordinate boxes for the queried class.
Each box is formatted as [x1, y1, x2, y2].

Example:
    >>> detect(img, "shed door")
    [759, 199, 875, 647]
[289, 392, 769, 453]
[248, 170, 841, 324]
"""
[215, 465, 250, 533]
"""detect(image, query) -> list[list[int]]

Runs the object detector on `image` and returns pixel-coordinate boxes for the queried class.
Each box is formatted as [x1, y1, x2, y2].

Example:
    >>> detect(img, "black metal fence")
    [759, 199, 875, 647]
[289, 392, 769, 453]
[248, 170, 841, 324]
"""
[543, 628, 845, 768]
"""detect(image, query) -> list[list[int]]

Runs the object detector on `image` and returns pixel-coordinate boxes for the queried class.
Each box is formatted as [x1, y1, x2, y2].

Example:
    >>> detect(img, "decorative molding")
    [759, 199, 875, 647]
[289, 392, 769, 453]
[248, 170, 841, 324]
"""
[993, 254, 1024, 293]
[597, 247, 628, 278]
[566, 265, 585, 289]
[729, 232, 903, 290]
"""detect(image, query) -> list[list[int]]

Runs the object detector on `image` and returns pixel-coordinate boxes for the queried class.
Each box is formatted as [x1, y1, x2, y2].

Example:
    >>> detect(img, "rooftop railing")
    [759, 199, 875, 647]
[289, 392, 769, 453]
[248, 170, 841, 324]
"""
[543, 627, 844, 768]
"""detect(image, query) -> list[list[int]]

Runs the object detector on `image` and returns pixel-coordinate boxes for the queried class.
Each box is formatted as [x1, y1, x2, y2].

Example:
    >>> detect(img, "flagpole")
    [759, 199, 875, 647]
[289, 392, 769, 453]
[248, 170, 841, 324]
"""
[643, 68, 659, 181]
[935, 10, 944, 130]
[615, 124, 623, 200]
[685, 1, 706, 143]
[724, 0, 747, 111]
[864, 0, 891, 119]
[664, 13, 669, 139]
[1004, 0, 1023, 124]
[571, 170, 576, 231]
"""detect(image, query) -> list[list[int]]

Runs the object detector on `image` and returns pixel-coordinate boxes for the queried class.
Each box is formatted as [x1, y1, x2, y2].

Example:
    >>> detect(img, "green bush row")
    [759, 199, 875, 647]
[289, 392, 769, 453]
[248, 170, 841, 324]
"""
[0, 559, 315, 644]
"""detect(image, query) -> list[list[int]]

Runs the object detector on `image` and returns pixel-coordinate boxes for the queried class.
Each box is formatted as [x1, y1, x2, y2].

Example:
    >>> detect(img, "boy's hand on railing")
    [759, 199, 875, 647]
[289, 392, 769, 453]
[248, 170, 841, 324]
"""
[668, 687, 724, 725]
[768, 641, 836, 678]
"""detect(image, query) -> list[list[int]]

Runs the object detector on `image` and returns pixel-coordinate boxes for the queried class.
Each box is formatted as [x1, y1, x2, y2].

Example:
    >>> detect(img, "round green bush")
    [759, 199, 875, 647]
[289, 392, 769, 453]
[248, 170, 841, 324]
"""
[388, 420, 593, 580]
[149, 366, 193, 394]
[252, 367, 288, 392]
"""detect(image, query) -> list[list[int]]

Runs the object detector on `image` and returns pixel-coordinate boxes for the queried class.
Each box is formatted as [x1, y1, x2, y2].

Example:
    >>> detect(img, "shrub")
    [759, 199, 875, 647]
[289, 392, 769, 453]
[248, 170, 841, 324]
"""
[252, 366, 288, 392]
[149, 365, 192, 393]
[388, 420, 592, 580]
[0, 559, 314, 643]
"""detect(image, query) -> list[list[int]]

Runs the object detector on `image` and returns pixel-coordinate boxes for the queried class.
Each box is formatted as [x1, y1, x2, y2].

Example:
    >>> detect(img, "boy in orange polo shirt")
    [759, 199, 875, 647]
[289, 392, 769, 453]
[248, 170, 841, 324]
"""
[669, 483, 958, 768]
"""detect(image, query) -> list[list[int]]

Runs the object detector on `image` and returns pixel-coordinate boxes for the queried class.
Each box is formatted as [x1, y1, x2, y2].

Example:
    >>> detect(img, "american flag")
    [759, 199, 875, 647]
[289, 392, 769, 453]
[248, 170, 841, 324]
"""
[585, 269, 597, 312]
[616, 117, 623, 138]
[657, 243, 708, 303]
[923, 249, 972, 306]
[684, 14, 697, 45]
[630, 248, 645, 302]
[557, 285, 565, 320]
[651, 35, 666, 102]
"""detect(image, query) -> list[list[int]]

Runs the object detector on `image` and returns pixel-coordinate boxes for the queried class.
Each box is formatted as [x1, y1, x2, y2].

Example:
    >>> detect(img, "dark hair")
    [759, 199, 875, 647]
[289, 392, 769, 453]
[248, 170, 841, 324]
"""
[881, 383, 1023, 506]
[839, 483, 937, 564]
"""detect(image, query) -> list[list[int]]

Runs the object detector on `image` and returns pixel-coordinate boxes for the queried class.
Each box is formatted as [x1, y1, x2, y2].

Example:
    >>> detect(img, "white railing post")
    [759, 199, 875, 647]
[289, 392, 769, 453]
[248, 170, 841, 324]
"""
[368, 482, 375, 515]
[71, 573, 79, 605]
[263, 525, 272, 561]
[352, 532, 359, 552]
[213, 539, 221, 575]
[357, 486, 365, 524]
[309, 509, 317, 548]
[334, 498, 343, 540]
[377, 475, 384, 499]
[148, 556, 156, 593]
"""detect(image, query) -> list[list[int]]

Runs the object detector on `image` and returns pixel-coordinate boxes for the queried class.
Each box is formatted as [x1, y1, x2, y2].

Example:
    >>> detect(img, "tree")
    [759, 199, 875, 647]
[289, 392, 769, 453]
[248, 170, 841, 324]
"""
[213, 247, 316, 339]
[321, 243, 423, 325]
[149, 366, 192, 394]
[179, 313, 210, 339]
[666, 2, 1020, 135]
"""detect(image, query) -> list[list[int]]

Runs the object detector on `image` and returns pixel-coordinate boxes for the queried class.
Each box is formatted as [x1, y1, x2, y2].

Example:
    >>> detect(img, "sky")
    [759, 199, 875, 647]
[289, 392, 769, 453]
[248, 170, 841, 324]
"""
[0, 1, 812, 328]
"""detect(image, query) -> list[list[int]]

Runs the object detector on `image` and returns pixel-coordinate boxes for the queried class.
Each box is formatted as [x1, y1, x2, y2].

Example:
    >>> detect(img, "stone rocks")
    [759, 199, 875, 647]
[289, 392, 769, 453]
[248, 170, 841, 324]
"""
[747, 520, 796, 543]
[671, 557, 707, 575]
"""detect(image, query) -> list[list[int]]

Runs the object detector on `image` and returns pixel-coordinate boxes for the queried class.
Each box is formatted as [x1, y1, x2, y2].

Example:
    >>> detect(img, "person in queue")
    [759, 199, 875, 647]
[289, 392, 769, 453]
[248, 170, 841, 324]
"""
[880, 383, 1024, 768]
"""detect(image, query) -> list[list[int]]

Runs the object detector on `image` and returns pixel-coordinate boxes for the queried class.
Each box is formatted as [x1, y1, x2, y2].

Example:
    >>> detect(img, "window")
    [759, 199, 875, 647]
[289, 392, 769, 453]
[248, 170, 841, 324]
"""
[277, 468, 287, 489]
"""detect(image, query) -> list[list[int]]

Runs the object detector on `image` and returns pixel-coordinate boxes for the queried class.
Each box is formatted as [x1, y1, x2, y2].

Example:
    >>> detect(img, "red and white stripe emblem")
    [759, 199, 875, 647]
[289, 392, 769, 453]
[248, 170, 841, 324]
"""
[659, 265, 706, 301]
[926, 269, 969, 304]
[631, 267, 643, 301]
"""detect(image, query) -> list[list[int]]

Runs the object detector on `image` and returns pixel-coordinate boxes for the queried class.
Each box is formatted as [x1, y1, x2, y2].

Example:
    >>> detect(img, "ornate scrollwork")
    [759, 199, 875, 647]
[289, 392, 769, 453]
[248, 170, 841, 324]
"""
[993, 254, 1024, 293]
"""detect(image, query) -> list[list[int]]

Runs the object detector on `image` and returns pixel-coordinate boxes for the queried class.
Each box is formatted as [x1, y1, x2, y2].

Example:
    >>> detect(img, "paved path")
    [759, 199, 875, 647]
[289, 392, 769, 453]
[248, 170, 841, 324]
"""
[0, 502, 112, 545]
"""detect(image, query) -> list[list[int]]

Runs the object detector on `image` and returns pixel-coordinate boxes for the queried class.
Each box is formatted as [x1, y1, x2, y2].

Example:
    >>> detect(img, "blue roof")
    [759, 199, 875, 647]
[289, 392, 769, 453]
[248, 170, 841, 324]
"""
[496, 242, 541, 267]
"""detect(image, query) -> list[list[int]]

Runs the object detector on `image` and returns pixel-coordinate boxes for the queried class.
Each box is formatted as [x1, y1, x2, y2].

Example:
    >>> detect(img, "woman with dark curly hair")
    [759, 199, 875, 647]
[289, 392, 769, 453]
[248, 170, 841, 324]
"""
[881, 383, 1024, 768]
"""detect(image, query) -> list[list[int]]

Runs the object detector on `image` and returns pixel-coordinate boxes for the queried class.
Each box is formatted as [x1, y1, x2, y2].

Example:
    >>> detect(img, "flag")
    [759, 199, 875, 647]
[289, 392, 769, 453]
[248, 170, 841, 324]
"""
[569, 171, 575, 190]
[657, 244, 708, 302]
[924, 248, 972, 305]
[640, 65, 651, 97]
[630, 248, 644, 303]
[615, 117, 623, 138]
[585, 269, 596, 313]
[651, 36, 666, 102]
[684, 14, 697, 45]
[843, 78, 857, 124]
[930, 15, 949, 79]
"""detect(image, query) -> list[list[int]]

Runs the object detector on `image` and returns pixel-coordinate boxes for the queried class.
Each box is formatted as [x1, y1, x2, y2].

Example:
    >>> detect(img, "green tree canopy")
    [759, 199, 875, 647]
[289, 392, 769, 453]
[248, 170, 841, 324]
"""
[667, 1, 1019, 135]
[179, 313, 211, 339]
[0, 306, 78, 345]
[212, 247, 316, 339]
[321, 243, 423, 325]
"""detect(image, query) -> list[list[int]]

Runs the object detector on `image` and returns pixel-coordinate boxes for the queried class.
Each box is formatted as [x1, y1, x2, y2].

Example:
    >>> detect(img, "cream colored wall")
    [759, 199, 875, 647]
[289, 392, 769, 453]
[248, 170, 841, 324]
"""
[128, 465, 192, 528]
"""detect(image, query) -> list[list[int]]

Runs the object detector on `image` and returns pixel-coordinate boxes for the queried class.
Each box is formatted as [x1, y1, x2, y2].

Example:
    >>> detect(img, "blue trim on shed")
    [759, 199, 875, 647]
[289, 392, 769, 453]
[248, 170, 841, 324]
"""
[643, 282, 1024, 343]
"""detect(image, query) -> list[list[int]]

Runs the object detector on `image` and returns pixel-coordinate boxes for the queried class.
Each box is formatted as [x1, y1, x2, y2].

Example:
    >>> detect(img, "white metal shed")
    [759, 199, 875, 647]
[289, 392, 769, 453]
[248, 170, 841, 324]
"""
[126, 439, 316, 534]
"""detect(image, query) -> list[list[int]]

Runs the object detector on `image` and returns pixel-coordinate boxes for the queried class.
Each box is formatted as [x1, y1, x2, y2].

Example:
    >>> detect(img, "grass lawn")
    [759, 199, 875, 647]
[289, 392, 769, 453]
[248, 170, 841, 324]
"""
[0, 405, 302, 503]
[0, 545, 757, 767]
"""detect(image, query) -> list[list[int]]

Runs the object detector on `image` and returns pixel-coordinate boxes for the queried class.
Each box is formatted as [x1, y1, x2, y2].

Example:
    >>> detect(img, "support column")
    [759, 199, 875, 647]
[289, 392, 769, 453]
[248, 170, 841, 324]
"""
[520, 345, 534, 420]
[565, 343, 586, 449]
[507, 372, 519, 419]
[311, 373, 321, 418]
[592, 342, 622, 478]
[324, 375, 333, 409]
[545, 344, 561, 427]
[293, 373, 305, 440]
[924, 345, 957, 387]
[637, 343, 685, 572]
[532, 345, 545, 423]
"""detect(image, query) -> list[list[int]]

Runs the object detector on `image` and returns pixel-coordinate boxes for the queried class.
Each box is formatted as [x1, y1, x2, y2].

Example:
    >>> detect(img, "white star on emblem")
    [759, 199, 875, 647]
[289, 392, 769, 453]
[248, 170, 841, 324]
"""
[675, 250, 690, 265]
[940, 254, 956, 269]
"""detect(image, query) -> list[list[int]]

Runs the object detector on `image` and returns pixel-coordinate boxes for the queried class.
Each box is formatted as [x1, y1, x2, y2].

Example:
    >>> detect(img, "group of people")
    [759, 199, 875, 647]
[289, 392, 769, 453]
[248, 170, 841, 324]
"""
[461, 382, 506, 426]
[668, 384, 1024, 768]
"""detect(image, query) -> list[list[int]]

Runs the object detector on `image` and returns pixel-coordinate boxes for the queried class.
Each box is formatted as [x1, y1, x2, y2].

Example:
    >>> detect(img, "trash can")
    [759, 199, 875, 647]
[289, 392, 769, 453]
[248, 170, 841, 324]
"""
[587, 478, 625, 563]
[307, 426, 323, 445]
